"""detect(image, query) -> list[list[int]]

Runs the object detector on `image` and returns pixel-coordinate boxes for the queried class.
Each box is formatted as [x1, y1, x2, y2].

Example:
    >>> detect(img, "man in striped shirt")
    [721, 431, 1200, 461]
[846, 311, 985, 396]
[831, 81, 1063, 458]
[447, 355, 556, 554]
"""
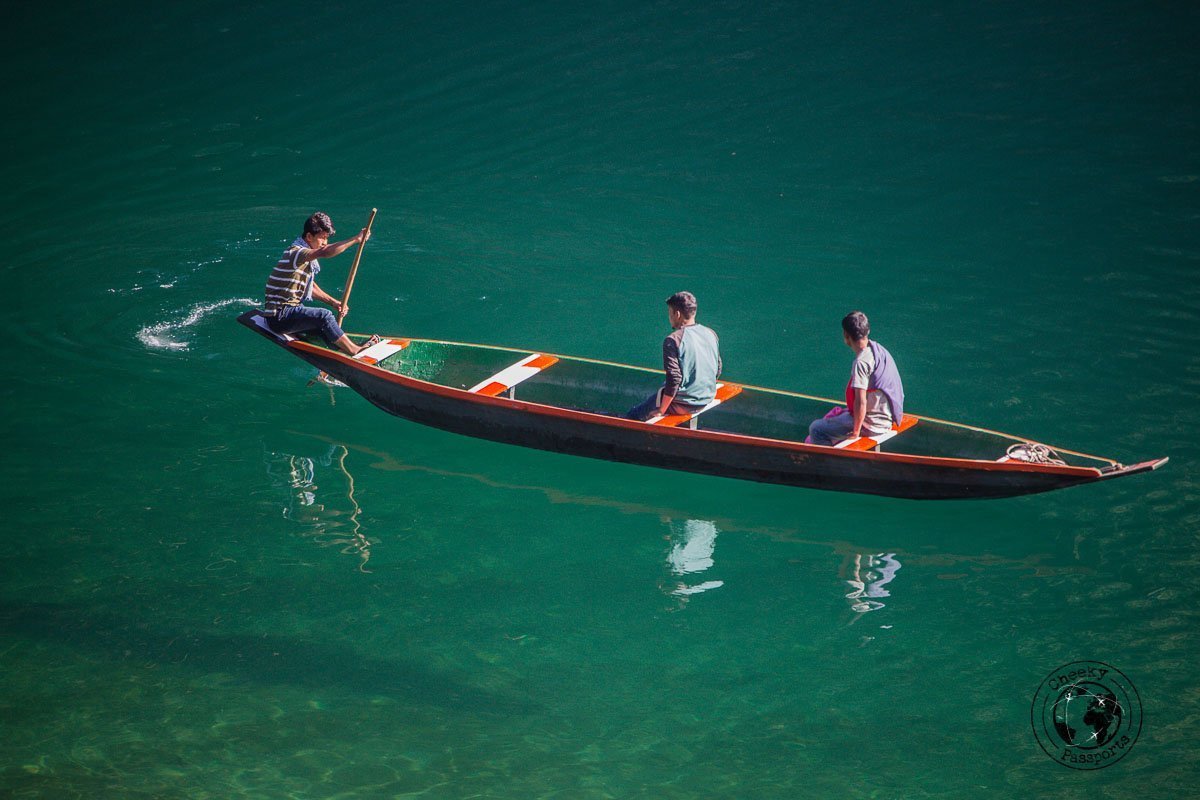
[263, 212, 374, 355]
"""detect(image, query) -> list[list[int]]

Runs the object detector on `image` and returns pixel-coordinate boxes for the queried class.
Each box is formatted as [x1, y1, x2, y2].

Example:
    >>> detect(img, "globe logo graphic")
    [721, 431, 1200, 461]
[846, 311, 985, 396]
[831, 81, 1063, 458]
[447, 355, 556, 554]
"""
[1031, 661, 1142, 770]
[1052, 682, 1121, 748]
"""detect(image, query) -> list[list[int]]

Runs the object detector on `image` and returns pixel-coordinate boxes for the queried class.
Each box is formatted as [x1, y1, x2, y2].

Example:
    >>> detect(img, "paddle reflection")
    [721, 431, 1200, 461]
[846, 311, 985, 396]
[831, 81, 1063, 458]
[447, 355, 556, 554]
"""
[263, 444, 375, 572]
[841, 552, 902, 616]
[661, 519, 724, 605]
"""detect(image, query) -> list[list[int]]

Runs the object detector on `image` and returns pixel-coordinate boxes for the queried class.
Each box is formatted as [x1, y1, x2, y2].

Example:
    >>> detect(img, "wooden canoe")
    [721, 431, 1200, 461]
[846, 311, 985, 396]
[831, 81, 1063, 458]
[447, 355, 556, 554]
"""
[239, 311, 1166, 500]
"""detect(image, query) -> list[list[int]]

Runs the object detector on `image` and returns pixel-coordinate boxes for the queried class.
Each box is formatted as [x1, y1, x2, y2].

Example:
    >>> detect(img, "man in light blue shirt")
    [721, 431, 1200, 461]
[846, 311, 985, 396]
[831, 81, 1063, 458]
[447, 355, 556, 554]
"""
[627, 291, 722, 420]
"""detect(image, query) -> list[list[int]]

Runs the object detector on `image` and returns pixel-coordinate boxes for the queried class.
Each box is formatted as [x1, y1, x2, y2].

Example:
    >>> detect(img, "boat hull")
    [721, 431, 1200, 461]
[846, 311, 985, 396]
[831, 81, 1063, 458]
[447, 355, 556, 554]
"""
[333, 360, 1097, 499]
[239, 311, 1164, 500]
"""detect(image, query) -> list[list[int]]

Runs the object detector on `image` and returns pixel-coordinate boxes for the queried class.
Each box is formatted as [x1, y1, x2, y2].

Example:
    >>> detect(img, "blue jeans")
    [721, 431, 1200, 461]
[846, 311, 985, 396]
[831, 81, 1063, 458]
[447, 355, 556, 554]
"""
[808, 411, 856, 445]
[626, 388, 705, 421]
[269, 305, 345, 345]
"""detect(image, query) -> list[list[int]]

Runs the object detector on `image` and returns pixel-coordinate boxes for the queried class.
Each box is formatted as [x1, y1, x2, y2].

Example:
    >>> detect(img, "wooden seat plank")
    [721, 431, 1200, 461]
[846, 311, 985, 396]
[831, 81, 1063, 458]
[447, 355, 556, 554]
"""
[469, 354, 559, 396]
[648, 383, 743, 427]
[354, 338, 409, 365]
[835, 415, 918, 451]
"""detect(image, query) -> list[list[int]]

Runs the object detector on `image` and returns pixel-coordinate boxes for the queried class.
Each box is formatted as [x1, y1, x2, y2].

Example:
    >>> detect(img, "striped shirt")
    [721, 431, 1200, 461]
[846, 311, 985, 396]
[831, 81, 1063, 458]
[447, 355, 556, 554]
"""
[264, 237, 321, 313]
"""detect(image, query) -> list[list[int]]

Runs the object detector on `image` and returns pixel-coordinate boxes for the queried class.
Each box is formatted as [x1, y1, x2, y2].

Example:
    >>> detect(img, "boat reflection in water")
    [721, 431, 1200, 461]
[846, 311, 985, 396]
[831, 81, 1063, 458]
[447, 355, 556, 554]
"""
[661, 519, 724, 605]
[263, 443, 376, 572]
[841, 552, 902, 616]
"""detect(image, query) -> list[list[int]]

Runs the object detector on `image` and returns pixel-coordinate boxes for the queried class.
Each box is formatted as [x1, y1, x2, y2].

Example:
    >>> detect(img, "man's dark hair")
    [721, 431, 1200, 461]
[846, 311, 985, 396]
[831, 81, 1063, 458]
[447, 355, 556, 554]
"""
[842, 310, 870, 341]
[303, 212, 335, 237]
[666, 291, 698, 316]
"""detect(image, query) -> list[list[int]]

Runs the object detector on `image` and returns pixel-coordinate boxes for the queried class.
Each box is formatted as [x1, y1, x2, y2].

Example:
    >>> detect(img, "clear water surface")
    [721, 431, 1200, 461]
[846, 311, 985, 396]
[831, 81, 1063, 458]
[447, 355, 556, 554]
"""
[3, 2, 1198, 797]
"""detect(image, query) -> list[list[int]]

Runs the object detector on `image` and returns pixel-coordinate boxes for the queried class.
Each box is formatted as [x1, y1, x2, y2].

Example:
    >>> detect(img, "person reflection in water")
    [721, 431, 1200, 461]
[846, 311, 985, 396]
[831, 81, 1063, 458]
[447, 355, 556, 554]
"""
[662, 519, 724, 605]
[842, 552, 901, 614]
[263, 443, 374, 572]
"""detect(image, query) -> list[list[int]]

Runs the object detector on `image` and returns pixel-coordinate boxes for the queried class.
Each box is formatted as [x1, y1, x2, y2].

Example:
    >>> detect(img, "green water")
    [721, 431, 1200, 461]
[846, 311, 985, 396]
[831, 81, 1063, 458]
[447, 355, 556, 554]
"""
[4, 1, 1198, 796]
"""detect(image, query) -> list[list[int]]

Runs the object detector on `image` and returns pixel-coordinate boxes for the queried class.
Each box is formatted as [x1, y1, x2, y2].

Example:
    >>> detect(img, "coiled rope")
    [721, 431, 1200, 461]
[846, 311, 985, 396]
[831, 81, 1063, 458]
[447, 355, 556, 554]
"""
[1006, 442, 1067, 466]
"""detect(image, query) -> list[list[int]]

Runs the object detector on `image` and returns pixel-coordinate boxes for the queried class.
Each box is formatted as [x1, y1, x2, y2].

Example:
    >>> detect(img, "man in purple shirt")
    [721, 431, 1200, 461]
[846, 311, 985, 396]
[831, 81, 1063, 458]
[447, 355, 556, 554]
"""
[808, 311, 905, 445]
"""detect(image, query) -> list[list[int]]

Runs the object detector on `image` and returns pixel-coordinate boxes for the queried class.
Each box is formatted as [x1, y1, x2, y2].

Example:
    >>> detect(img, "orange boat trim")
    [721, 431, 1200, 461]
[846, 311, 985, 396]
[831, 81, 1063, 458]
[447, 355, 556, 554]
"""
[288, 339, 1104, 479]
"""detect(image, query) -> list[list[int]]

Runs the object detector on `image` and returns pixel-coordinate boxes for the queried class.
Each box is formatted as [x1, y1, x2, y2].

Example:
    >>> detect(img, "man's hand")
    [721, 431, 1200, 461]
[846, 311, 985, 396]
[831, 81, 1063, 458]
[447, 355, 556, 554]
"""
[310, 228, 372, 261]
[851, 387, 868, 438]
[330, 299, 349, 317]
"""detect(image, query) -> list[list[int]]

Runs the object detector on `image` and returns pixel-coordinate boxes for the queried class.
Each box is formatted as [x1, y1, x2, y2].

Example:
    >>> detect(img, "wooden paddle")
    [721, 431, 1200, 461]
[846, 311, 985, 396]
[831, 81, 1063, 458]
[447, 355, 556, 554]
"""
[337, 207, 377, 326]
[310, 207, 377, 387]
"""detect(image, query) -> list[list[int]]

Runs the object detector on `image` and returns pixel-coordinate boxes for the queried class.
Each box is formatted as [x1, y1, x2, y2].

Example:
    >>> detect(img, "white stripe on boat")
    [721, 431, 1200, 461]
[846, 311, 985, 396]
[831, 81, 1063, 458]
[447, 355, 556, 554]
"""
[469, 353, 559, 396]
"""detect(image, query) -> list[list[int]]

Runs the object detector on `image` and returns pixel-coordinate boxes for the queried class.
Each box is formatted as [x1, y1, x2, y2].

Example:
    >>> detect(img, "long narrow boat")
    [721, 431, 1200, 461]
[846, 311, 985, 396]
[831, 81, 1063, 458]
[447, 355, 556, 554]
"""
[238, 311, 1165, 500]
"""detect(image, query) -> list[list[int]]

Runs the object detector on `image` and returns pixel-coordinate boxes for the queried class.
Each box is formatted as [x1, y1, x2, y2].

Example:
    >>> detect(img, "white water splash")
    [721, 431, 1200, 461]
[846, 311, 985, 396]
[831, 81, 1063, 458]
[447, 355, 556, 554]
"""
[137, 297, 257, 351]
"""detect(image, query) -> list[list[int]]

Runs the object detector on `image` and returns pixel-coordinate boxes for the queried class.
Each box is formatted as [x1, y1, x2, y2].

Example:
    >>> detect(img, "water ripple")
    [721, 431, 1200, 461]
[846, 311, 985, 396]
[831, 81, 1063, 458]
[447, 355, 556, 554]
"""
[136, 297, 257, 351]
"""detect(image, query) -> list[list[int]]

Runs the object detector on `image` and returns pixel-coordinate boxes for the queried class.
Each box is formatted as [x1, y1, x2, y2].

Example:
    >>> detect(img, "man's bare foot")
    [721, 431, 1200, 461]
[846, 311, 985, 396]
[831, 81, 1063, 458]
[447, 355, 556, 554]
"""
[351, 334, 383, 356]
